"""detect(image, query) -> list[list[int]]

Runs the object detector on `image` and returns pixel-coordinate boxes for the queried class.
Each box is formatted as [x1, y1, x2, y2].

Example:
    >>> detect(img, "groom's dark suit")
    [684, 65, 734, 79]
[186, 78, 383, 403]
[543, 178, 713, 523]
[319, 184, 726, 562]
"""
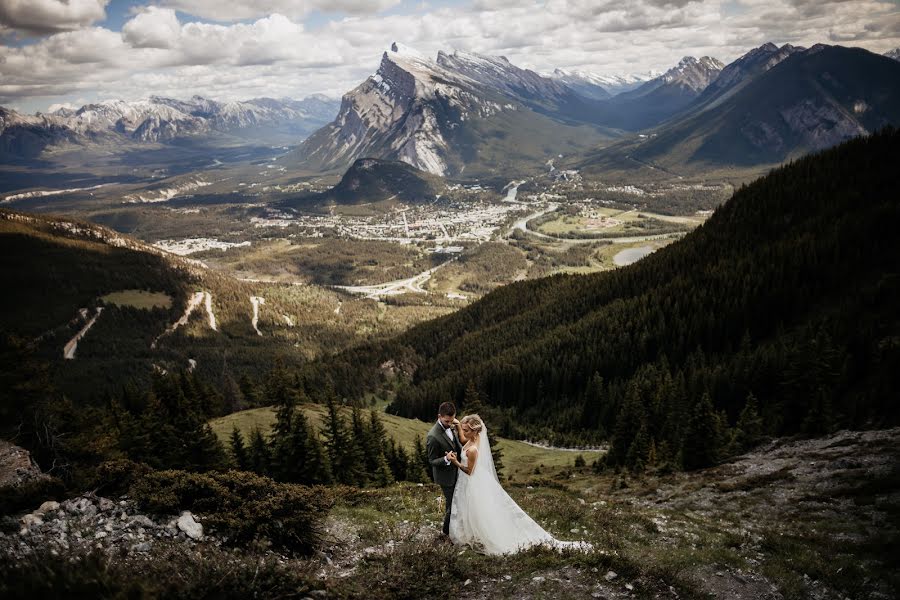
[426, 420, 462, 536]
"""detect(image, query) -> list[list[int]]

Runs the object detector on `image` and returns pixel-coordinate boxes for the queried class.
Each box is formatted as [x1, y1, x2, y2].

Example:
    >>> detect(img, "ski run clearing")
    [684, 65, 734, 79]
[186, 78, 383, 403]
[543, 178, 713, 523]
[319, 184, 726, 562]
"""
[250, 296, 265, 336]
[151, 291, 217, 348]
[204, 292, 217, 331]
[63, 307, 104, 359]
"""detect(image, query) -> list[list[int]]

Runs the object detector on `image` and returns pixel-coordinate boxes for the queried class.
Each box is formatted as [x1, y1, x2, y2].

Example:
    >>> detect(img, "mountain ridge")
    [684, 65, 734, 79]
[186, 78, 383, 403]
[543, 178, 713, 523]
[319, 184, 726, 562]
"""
[290, 42, 615, 178]
[0, 95, 339, 159]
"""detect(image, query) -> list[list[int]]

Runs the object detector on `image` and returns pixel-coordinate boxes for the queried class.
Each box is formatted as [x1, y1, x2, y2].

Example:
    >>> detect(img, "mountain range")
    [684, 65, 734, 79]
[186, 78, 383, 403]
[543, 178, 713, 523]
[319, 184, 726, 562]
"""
[3, 41, 899, 183]
[289, 42, 618, 178]
[0, 95, 339, 160]
[594, 44, 900, 171]
[295, 41, 900, 179]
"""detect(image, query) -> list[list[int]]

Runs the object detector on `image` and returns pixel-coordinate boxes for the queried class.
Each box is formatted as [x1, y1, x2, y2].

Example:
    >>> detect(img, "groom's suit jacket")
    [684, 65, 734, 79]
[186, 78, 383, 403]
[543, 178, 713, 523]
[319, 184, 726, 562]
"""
[426, 421, 461, 487]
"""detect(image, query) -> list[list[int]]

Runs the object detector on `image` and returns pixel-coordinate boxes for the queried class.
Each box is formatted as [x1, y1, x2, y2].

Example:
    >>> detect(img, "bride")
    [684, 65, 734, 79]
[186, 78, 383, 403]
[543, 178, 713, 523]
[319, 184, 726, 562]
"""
[447, 414, 591, 555]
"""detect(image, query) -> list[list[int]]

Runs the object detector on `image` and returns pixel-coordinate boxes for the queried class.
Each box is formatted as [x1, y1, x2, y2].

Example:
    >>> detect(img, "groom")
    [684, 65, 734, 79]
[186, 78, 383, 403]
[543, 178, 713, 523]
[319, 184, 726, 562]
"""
[426, 401, 462, 537]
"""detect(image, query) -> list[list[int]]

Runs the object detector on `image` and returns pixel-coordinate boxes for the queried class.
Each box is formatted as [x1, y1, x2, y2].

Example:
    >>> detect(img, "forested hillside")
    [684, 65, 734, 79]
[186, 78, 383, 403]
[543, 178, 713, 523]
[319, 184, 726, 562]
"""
[316, 129, 900, 469]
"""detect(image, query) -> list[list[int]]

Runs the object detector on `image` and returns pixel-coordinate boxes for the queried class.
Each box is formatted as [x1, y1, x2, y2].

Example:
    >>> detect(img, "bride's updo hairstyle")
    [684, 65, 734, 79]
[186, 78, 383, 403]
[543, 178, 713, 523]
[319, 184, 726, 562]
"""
[461, 414, 484, 433]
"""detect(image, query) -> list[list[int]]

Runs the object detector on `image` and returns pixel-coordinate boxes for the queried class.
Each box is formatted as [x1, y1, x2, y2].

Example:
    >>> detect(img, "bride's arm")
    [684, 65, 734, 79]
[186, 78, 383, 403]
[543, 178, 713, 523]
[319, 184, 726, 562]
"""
[450, 446, 478, 475]
[453, 419, 468, 444]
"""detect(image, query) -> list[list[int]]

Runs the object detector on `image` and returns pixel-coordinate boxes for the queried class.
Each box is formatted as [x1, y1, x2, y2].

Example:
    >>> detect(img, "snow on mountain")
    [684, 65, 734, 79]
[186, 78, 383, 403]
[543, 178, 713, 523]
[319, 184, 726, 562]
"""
[885, 48, 900, 62]
[659, 56, 726, 91]
[294, 42, 612, 176]
[294, 42, 521, 176]
[436, 49, 572, 102]
[550, 69, 658, 98]
[1, 95, 339, 153]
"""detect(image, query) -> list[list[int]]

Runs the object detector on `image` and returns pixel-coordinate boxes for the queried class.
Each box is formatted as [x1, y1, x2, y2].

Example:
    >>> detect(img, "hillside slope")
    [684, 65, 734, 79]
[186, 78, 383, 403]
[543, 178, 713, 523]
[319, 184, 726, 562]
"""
[315, 129, 900, 459]
[0, 211, 441, 405]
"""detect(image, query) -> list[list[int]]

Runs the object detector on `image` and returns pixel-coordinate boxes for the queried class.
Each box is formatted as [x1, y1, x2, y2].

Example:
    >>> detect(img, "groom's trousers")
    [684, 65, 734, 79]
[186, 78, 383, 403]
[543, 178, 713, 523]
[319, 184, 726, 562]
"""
[441, 484, 454, 535]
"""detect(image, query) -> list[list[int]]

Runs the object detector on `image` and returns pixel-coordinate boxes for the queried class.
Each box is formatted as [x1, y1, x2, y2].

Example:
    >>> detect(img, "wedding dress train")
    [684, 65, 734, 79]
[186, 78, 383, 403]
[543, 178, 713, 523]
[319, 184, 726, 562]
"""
[448, 426, 591, 555]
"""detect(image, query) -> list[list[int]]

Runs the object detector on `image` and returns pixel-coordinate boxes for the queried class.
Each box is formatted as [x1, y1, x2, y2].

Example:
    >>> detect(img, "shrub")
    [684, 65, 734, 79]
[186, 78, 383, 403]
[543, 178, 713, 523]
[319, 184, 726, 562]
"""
[0, 476, 65, 516]
[130, 469, 332, 554]
[82, 459, 153, 498]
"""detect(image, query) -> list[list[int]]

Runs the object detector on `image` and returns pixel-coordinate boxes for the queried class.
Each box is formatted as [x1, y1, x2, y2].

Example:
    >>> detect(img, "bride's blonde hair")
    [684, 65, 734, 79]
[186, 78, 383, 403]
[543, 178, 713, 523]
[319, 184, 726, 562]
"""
[461, 414, 484, 433]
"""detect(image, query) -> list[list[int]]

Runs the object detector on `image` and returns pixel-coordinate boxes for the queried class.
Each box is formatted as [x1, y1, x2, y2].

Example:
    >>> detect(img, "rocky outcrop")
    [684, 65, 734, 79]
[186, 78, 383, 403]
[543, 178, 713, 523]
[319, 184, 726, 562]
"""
[0, 440, 50, 489]
[2, 492, 214, 561]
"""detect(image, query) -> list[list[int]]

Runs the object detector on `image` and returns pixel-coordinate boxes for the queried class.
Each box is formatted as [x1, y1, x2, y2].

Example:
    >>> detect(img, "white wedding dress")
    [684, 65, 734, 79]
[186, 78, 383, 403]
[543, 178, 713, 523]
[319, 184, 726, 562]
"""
[448, 425, 591, 555]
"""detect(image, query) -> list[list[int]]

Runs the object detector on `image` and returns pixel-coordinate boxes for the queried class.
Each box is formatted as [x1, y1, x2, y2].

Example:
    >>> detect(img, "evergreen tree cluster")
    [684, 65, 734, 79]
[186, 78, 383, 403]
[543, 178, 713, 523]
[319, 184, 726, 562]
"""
[312, 129, 900, 472]
[114, 372, 228, 472]
[228, 380, 428, 487]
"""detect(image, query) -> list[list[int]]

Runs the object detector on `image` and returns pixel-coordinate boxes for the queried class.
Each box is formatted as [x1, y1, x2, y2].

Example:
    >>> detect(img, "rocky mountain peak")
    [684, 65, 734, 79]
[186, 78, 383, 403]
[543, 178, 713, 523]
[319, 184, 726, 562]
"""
[885, 48, 900, 61]
[699, 42, 805, 103]
[661, 56, 724, 91]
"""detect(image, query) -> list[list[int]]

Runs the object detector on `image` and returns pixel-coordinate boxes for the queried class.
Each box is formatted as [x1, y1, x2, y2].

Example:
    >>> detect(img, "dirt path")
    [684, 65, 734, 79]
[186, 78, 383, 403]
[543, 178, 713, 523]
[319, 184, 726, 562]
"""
[152, 291, 205, 348]
[63, 307, 103, 359]
[203, 292, 217, 331]
[250, 296, 264, 336]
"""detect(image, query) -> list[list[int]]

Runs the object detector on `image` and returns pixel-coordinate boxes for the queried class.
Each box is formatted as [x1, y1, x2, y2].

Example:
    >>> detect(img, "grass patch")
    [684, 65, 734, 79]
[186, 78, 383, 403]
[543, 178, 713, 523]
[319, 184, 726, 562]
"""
[100, 289, 173, 309]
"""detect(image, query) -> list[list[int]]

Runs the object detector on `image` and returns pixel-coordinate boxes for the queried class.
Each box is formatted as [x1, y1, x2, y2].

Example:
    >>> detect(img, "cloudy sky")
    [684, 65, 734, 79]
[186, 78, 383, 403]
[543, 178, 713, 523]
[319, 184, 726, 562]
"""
[1, 0, 898, 114]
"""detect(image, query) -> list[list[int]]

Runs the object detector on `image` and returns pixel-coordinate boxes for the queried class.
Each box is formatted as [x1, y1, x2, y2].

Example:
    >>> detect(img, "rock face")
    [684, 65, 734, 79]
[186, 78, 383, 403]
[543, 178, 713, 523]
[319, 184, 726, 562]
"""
[617, 44, 900, 169]
[0, 440, 52, 489]
[292, 42, 608, 177]
[694, 43, 805, 110]
[294, 43, 498, 176]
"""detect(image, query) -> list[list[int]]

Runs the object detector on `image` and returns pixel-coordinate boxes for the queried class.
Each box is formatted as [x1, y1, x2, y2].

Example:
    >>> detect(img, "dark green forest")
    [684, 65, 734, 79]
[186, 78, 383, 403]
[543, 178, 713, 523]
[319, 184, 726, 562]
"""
[310, 128, 900, 471]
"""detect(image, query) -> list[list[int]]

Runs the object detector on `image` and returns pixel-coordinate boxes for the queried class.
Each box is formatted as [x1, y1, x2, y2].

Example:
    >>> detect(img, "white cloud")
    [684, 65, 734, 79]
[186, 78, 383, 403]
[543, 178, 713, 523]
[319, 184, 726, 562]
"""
[1, 0, 898, 113]
[0, 0, 108, 34]
[122, 6, 181, 49]
[161, 0, 400, 21]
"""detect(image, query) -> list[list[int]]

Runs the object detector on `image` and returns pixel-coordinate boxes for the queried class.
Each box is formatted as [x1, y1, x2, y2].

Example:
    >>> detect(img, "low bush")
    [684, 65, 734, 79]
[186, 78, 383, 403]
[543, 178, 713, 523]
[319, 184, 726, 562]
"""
[83, 459, 153, 498]
[130, 469, 332, 554]
[0, 546, 321, 600]
[0, 476, 65, 516]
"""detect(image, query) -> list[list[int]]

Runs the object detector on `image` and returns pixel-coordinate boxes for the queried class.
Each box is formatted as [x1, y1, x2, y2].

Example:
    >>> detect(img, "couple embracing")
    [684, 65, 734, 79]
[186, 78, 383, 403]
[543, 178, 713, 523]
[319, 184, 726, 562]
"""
[426, 402, 590, 555]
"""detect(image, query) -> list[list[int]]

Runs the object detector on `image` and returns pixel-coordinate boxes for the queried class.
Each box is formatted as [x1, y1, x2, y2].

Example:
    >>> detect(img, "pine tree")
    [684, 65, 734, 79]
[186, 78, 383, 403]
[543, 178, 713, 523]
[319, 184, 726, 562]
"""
[269, 382, 297, 480]
[248, 427, 271, 475]
[366, 410, 394, 486]
[222, 373, 246, 414]
[682, 393, 723, 470]
[464, 380, 483, 413]
[411, 435, 431, 483]
[321, 397, 364, 486]
[302, 427, 333, 484]
[732, 392, 764, 453]
[608, 383, 646, 468]
[229, 425, 248, 471]
[580, 373, 605, 433]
